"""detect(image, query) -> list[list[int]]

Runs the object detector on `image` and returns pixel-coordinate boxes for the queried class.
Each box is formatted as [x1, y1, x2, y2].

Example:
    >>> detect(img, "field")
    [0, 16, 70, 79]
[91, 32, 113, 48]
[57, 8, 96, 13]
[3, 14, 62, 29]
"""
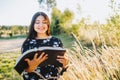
[0, 34, 120, 80]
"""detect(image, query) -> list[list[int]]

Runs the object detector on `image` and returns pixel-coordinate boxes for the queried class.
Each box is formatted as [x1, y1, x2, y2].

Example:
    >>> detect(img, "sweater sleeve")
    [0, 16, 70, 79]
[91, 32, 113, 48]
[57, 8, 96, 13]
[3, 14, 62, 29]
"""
[21, 39, 30, 54]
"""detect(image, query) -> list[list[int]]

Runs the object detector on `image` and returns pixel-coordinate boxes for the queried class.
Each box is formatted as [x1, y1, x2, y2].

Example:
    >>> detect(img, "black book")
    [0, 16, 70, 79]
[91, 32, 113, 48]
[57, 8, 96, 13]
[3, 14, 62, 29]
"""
[14, 47, 66, 75]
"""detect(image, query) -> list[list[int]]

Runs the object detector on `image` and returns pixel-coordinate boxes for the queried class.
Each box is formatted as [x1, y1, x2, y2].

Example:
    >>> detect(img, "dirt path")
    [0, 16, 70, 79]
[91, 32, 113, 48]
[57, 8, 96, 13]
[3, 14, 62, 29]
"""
[0, 38, 25, 53]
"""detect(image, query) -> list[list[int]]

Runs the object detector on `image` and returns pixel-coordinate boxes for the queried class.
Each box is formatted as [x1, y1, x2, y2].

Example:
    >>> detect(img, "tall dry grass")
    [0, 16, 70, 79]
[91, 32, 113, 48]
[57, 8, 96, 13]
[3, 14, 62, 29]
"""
[61, 35, 120, 80]
[1, 34, 120, 80]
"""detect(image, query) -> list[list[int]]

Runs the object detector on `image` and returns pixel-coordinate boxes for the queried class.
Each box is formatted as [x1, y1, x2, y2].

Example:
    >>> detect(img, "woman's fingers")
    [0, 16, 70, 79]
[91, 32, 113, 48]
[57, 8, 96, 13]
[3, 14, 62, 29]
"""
[56, 58, 63, 63]
[57, 55, 65, 63]
[57, 55, 69, 68]
[37, 52, 48, 63]
[25, 58, 30, 64]
[38, 52, 45, 59]
[33, 53, 38, 60]
[57, 55, 64, 59]
[42, 54, 48, 60]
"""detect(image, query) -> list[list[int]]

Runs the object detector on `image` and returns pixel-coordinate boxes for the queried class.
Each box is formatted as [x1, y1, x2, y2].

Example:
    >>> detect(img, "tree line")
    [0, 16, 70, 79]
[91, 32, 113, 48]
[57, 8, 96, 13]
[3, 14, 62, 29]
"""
[0, 25, 28, 37]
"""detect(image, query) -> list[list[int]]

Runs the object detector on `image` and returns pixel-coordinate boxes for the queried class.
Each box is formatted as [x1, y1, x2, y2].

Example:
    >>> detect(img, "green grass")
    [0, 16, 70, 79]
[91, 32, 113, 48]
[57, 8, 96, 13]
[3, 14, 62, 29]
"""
[0, 52, 22, 80]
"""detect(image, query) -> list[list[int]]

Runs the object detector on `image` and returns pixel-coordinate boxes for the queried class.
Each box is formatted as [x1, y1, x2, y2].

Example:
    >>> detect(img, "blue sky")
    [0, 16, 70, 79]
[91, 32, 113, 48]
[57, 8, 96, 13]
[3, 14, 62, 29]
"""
[0, 0, 112, 25]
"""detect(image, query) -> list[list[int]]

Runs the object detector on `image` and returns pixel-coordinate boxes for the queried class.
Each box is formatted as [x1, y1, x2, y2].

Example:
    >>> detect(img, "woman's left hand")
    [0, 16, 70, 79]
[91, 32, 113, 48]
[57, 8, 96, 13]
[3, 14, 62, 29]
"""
[57, 53, 69, 68]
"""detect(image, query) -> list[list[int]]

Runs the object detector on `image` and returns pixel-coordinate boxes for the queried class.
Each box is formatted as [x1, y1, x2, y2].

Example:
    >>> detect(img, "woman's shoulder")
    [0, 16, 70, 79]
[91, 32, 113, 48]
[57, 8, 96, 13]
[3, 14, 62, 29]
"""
[22, 38, 33, 46]
[50, 36, 61, 41]
[50, 36, 63, 47]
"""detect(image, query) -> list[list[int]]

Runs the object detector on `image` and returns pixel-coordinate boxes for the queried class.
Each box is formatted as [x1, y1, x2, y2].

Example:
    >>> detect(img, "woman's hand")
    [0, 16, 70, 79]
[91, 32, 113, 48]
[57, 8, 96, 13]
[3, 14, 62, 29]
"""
[24, 52, 48, 73]
[57, 53, 69, 68]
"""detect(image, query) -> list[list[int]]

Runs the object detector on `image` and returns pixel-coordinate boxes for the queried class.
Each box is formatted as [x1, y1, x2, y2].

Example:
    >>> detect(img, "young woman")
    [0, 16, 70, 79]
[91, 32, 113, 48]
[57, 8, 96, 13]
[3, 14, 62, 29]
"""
[21, 12, 69, 80]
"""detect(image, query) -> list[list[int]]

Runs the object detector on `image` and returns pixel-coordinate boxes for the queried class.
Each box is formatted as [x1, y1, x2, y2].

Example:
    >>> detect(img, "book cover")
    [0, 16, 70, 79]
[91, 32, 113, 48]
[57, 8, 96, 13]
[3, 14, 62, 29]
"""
[14, 47, 66, 75]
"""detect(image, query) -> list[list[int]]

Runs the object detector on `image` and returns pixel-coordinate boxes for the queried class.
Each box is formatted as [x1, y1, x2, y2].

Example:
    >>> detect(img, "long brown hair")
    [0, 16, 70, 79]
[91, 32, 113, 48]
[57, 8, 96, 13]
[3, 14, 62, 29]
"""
[27, 12, 50, 40]
[22, 12, 50, 47]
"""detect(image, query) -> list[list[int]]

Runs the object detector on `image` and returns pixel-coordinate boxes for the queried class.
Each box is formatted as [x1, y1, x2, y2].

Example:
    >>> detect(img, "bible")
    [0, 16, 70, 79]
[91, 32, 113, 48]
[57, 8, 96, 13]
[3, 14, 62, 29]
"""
[14, 47, 66, 75]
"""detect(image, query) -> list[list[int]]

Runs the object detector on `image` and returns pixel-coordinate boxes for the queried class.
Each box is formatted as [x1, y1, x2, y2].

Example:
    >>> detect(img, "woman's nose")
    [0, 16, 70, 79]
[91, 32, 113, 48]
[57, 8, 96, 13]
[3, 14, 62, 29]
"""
[38, 23, 43, 26]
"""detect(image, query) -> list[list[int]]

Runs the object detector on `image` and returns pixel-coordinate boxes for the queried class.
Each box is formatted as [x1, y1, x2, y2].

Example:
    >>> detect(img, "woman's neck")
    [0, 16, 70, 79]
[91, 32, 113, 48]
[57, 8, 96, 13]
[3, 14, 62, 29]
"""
[36, 33, 49, 39]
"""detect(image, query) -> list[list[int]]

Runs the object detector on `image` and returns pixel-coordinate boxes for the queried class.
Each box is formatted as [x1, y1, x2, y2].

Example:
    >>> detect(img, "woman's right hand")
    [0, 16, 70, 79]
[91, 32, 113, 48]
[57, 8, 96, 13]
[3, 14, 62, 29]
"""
[24, 52, 48, 73]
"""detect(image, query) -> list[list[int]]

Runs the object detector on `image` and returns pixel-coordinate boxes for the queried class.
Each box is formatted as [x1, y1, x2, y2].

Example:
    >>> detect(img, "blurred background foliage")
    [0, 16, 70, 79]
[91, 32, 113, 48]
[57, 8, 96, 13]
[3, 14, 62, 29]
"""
[0, 0, 120, 46]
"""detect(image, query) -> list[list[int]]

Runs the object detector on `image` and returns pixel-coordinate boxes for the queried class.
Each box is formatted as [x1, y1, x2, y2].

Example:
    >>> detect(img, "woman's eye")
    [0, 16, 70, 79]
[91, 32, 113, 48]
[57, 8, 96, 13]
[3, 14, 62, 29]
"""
[42, 22, 47, 24]
[35, 22, 39, 24]
[35, 21, 47, 24]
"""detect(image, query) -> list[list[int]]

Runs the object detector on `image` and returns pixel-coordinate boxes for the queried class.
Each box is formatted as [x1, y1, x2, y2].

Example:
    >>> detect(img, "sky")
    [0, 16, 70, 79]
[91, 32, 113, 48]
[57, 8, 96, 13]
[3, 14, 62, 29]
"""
[0, 0, 112, 25]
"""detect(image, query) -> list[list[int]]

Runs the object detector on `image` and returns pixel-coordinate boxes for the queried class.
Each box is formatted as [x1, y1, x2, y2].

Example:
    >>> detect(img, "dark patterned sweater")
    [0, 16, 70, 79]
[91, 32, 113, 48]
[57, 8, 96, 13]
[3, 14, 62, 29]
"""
[21, 36, 66, 80]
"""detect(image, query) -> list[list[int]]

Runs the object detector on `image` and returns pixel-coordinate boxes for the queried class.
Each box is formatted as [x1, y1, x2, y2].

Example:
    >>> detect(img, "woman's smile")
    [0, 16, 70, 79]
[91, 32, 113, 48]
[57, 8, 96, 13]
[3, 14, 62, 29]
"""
[34, 15, 48, 34]
[37, 27, 45, 32]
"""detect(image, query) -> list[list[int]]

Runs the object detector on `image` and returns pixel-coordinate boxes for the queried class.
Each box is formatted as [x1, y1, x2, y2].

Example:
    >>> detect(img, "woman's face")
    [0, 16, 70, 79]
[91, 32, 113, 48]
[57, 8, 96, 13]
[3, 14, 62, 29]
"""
[34, 15, 48, 34]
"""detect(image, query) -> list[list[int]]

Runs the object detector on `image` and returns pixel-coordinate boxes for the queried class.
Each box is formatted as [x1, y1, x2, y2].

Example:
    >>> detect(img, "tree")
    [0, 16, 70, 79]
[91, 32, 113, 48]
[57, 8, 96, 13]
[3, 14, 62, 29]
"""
[11, 26, 19, 35]
[38, 0, 56, 11]
[51, 7, 62, 34]
[60, 9, 74, 34]
[108, 0, 120, 14]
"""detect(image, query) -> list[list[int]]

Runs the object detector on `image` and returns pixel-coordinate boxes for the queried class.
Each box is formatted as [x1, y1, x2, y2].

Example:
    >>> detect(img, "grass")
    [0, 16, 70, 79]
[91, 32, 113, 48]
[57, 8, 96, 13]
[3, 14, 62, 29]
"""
[0, 34, 120, 80]
[0, 52, 22, 80]
[62, 42, 120, 80]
